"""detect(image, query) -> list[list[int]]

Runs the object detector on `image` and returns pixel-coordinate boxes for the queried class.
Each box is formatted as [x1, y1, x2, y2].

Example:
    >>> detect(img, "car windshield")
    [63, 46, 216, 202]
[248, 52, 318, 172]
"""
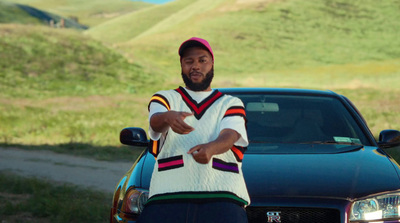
[231, 93, 371, 153]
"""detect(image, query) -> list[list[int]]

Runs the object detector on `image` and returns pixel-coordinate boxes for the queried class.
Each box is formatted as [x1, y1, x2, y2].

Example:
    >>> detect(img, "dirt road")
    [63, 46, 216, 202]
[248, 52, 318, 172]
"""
[0, 147, 134, 193]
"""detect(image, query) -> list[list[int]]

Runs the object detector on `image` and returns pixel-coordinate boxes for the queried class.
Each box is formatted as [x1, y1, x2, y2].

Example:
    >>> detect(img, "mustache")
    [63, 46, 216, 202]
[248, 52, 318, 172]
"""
[190, 71, 203, 75]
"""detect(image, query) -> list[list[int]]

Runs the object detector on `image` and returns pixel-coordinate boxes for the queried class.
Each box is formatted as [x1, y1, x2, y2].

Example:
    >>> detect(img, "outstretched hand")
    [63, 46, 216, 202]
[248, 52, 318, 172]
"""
[165, 111, 194, 134]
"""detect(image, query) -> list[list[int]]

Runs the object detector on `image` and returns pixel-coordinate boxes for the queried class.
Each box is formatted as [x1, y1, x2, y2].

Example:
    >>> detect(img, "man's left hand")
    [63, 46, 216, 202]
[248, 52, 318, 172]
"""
[187, 129, 240, 164]
[187, 144, 214, 164]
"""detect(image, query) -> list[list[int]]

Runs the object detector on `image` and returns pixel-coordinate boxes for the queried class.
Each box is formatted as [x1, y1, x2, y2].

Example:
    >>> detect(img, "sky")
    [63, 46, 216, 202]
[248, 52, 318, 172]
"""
[132, 0, 174, 4]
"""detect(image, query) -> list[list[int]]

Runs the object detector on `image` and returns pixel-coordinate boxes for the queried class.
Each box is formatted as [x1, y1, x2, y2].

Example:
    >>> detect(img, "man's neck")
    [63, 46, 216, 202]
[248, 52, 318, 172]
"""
[185, 86, 212, 92]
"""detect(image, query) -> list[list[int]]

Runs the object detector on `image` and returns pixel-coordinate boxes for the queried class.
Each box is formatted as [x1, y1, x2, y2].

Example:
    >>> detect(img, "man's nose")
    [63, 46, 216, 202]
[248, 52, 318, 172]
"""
[191, 61, 200, 71]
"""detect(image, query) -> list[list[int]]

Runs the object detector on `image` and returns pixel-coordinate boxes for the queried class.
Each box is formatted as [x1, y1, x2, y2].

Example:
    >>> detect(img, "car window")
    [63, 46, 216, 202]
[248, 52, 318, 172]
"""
[232, 94, 371, 151]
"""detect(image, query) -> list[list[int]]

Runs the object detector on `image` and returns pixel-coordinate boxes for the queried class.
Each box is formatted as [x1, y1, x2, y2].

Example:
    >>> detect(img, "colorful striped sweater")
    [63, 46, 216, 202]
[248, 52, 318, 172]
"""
[146, 87, 250, 206]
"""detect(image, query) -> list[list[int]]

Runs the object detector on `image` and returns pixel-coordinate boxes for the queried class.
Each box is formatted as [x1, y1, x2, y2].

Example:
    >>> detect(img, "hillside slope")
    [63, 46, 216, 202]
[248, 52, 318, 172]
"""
[6, 0, 152, 27]
[0, 24, 155, 98]
[0, 0, 42, 25]
[86, 0, 194, 44]
[0, 0, 399, 146]
[87, 0, 400, 81]
[0, 0, 87, 29]
[133, 0, 227, 40]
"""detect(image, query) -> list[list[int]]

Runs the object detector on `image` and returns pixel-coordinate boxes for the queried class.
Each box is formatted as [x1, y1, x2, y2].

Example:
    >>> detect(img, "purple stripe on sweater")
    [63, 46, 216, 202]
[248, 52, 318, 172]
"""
[213, 161, 239, 172]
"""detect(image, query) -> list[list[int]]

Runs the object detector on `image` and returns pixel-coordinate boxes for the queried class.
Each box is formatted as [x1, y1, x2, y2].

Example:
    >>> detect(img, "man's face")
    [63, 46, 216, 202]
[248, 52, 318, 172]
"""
[180, 47, 214, 91]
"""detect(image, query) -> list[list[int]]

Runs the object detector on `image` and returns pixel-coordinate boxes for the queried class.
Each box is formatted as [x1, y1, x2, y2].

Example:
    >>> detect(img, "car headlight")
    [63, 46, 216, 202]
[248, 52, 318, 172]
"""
[350, 192, 400, 221]
[123, 188, 149, 214]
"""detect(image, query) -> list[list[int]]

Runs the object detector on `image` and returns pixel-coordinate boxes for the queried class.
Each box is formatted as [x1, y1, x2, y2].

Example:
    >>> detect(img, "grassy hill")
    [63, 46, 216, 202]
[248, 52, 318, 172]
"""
[6, 0, 153, 27]
[0, 0, 399, 147]
[0, 0, 88, 29]
[0, 24, 155, 98]
[0, 24, 158, 146]
[104, 0, 400, 76]
[0, 0, 43, 25]
[89, 0, 400, 135]
[86, 0, 195, 44]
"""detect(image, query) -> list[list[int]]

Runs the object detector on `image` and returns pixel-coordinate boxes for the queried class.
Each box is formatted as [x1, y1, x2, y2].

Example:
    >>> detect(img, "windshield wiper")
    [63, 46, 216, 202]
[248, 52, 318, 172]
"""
[249, 140, 271, 143]
[300, 141, 363, 146]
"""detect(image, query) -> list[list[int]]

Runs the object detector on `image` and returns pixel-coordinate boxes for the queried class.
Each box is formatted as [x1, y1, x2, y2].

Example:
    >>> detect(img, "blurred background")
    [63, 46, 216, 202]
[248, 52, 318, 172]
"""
[0, 0, 399, 221]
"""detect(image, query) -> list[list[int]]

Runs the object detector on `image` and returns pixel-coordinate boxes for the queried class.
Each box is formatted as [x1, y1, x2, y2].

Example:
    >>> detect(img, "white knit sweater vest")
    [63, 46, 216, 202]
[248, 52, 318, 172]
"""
[147, 87, 250, 206]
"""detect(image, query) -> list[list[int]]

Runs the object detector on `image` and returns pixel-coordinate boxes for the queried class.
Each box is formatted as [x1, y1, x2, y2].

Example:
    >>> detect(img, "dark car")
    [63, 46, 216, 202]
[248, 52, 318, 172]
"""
[110, 88, 400, 223]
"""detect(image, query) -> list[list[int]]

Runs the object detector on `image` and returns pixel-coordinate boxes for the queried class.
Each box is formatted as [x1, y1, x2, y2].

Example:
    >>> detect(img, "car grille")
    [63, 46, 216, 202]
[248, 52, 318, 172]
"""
[247, 207, 340, 223]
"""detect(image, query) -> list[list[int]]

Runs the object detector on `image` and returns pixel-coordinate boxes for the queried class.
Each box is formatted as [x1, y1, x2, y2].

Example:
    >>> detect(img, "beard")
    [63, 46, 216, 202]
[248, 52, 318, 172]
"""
[181, 68, 214, 92]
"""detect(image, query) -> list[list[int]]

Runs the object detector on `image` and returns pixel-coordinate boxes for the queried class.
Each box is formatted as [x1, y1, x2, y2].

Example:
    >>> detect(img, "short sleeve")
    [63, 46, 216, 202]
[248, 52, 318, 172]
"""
[220, 98, 249, 147]
[220, 116, 248, 147]
[148, 102, 169, 141]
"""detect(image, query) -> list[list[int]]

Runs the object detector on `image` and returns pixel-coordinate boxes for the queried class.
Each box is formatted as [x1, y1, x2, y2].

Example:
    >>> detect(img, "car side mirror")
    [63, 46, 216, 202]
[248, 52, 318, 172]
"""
[120, 127, 148, 147]
[378, 129, 400, 148]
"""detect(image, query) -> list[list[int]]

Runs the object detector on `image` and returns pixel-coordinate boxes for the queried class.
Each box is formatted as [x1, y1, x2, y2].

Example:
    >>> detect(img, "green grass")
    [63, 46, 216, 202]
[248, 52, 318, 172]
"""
[111, 0, 400, 136]
[0, 24, 158, 148]
[0, 172, 110, 223]
[0, 93, 150, 147]
[131, 0, 227, 40]
[0, 24, 156, 98]
[0, 0, 43, 25]
[0, 0, 399, 155]
[114, 0, 400, 77]
[0, 143, 143, 161]
[86, 0, 195, 43]
[0, 0, 89, 29]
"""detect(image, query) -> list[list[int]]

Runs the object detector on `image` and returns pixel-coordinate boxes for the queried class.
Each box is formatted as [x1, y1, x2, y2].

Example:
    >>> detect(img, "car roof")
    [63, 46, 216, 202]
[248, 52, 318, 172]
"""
[217, 88, 341, 97]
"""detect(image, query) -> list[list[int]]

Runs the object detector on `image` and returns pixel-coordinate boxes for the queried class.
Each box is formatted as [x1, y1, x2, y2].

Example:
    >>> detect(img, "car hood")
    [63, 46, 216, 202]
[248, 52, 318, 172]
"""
[243, 145, 400, 203]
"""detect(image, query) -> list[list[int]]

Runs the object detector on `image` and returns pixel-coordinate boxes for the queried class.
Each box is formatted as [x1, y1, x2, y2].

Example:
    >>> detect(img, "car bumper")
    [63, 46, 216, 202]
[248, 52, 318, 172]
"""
[247, 196, 350, 223]
[110, 208, 138, 223]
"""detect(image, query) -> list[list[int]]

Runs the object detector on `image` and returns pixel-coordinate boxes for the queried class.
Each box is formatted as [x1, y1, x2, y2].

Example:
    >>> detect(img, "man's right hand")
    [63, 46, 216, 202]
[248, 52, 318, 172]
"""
[151, 111, 194, 134]
[165, 111, 194, 134]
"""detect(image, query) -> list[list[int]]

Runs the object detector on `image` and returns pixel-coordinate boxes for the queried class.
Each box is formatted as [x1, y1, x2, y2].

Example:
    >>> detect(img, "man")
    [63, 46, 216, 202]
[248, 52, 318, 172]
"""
[137, 37, 250, 223]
